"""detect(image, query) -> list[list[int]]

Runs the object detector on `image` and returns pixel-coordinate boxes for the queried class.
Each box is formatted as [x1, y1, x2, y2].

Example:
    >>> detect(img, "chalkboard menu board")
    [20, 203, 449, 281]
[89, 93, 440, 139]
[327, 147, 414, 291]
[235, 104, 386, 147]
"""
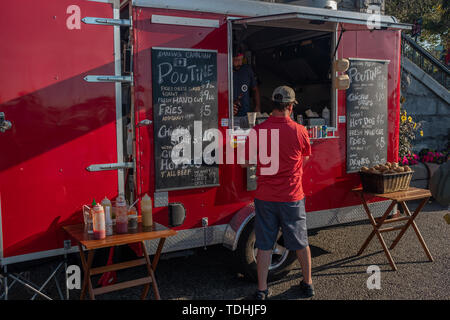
[346, 58, 389, 173]
[151, 48, 219, 191]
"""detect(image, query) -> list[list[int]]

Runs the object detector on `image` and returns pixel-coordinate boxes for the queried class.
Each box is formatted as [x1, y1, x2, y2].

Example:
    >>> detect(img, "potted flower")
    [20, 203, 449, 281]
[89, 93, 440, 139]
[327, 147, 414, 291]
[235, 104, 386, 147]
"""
[419, 148, 450, 183]
[400, 153, 419, 166]
[398, 108, 423, 162]
[398, 108, 426, 187]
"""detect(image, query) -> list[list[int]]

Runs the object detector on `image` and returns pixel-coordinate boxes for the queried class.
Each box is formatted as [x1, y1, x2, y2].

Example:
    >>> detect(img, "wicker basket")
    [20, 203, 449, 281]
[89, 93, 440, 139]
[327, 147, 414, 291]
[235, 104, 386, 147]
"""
[359, 170, 414, 194]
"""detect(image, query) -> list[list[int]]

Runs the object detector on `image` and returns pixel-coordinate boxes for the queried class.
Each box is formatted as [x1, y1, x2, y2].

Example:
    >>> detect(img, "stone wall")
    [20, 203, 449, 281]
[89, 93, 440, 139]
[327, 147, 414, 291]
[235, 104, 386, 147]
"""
[401, 58, 450, 153]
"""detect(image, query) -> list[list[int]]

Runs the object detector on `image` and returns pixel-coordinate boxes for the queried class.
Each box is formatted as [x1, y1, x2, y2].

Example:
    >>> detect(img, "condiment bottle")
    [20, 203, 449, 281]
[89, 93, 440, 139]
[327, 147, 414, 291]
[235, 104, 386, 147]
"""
[115, 195, 128, 234]
[322, 107, 330, 126]
[101, 197, 113, 236]
[92, 199, 106, 240]
[128, 206, 138, 230]
[141, 194, 153, 228]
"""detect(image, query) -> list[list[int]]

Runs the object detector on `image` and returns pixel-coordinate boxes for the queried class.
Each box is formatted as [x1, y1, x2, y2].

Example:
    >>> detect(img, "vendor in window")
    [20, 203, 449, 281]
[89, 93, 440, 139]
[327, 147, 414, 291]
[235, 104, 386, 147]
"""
[233, 46, 261, 118]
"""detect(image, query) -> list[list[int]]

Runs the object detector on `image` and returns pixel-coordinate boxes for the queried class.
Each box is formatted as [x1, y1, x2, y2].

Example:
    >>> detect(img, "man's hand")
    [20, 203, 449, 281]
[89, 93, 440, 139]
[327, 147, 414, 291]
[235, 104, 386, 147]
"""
[233, 102, 240, 116]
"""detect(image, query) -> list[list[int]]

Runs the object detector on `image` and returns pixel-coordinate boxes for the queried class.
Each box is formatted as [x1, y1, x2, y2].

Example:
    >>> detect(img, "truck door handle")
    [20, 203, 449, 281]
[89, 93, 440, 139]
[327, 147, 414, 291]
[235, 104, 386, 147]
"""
[0, 112, 12, 133]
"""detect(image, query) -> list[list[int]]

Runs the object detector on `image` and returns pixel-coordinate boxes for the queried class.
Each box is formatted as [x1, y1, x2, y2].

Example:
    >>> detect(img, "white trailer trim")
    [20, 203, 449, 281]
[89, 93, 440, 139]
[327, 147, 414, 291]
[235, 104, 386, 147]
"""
[151, 14, 220, 28]
[132, 0, 412, 30]
[0, 246, 78, 267]
[1, 199, 393, 265]
[222, 200, 395, 251]
[113, 0, 126, 195]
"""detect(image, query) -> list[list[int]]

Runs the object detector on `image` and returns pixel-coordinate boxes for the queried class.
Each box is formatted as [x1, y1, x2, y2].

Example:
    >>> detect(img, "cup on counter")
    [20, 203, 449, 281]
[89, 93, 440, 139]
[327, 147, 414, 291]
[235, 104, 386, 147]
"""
[322, 125, 328, 138]
[82, 205, 93, 234]
[247, 112, 257, 128]
[128, 206, 138, 230]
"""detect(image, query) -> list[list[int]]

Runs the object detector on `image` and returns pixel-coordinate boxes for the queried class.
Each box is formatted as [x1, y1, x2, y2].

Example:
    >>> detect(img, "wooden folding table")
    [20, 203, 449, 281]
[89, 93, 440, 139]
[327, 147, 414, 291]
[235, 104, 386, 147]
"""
[353, 187, 434, 271]
[63, 221, 176, 300]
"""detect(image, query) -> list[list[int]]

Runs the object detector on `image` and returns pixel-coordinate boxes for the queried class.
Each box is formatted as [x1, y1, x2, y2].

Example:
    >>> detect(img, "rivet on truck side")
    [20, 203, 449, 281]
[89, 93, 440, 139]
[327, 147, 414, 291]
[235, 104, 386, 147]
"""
[0, 0, 124, 265]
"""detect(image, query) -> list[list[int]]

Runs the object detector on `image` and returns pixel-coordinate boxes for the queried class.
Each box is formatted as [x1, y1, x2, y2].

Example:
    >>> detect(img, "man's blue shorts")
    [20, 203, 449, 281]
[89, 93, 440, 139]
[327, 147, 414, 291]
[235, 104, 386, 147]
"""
[254, 198, 309, 251]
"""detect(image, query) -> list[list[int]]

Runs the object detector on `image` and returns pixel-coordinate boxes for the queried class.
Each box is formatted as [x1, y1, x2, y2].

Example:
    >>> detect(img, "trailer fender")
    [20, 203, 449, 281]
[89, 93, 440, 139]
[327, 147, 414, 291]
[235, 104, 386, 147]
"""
[223, 203, 255, 251]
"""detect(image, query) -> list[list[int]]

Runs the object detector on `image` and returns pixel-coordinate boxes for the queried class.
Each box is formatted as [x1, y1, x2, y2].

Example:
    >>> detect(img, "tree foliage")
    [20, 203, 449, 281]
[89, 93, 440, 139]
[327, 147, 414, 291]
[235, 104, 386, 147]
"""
[385, 0, 449, 48]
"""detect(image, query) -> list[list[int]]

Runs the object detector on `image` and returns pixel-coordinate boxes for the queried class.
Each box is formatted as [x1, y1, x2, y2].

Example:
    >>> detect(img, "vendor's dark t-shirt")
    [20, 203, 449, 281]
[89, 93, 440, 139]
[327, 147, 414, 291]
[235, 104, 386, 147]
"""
[233, 64, 257, 116]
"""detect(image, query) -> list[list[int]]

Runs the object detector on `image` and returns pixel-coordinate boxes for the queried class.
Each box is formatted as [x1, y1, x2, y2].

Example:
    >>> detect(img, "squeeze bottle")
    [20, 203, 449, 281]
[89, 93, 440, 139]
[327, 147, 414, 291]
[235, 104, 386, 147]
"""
[101, 197, 113, 236]
[92, 200, 106, 240]
[322, 107, 330, 126]
[115, 195, 128, 234]
[141, 194, 153, 227]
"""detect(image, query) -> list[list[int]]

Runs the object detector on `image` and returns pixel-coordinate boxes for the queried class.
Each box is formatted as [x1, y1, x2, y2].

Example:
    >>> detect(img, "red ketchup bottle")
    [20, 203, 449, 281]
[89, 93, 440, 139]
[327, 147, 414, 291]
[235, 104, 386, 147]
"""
[92, 199, 106, 240]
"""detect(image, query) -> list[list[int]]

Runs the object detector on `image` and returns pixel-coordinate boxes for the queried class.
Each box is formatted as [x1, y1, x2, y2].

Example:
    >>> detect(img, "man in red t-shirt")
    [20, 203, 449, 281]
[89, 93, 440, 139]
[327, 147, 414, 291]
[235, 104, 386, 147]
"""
[244, 86, 313, 300]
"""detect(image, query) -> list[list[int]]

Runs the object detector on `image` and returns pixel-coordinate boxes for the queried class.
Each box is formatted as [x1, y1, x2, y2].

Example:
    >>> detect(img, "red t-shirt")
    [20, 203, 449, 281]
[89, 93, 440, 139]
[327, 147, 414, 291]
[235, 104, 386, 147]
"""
[245, 116, 311, 202]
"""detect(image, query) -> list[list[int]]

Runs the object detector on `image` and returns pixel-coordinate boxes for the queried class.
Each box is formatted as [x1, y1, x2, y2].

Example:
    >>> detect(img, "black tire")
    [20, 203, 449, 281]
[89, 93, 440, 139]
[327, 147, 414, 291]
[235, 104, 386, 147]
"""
[235, 219, 298, 282]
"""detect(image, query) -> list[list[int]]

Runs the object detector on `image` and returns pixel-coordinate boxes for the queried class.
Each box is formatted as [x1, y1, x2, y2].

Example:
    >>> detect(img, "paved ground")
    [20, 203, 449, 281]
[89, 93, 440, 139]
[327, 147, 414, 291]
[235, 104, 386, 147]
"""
[2, 200, 449, 300]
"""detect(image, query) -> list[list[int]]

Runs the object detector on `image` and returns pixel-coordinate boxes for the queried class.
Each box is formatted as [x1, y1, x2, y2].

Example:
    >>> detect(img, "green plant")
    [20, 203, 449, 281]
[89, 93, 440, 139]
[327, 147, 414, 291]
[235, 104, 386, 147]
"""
[399, 108, 423, 160]
[386, 0, 449, 49]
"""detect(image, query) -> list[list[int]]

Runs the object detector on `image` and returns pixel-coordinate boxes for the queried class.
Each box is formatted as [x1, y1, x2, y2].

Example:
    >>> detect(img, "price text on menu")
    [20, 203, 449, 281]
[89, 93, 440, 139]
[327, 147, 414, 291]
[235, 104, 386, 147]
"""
[151, 48, 219, 191]
[346, 58, 389, 173]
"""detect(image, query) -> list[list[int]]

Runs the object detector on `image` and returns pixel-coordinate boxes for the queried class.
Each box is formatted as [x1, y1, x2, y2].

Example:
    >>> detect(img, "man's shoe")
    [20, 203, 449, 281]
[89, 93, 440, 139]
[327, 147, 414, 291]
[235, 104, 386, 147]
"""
[299, 280, 315, 298]
[254, 288, 270, 300]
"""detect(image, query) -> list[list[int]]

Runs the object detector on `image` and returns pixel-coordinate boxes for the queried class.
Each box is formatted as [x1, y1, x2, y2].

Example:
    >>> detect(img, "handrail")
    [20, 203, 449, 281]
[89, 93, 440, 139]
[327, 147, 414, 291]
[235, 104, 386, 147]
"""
[402, 34, 450, 73]
[401, 33, 449, 89]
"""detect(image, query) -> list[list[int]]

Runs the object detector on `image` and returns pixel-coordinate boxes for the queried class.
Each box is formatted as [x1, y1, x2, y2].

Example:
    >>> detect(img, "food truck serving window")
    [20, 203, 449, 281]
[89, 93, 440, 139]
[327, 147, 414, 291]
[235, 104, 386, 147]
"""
[229, 13, 341, 131]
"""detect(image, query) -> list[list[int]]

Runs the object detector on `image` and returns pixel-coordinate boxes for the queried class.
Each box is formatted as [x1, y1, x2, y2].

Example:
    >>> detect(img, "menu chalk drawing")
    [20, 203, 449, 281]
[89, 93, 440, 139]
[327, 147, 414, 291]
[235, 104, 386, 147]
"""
[346, 58, 389, 173]
[151, 48, 219, 191]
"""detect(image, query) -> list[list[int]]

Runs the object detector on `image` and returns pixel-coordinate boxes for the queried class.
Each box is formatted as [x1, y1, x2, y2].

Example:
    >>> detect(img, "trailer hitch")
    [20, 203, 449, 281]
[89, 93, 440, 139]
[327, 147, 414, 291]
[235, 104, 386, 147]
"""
[0, 112, 12, 133]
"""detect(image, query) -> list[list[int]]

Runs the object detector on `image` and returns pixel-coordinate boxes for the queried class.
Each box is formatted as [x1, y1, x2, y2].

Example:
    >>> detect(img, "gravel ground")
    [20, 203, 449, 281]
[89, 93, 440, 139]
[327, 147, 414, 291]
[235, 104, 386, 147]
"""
[2, 200, 449, 300]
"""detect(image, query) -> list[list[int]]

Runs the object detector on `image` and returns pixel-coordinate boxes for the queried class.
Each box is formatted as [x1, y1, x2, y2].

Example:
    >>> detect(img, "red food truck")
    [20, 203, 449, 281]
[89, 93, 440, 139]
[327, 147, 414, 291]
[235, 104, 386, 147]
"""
[0, 0, 411, 281]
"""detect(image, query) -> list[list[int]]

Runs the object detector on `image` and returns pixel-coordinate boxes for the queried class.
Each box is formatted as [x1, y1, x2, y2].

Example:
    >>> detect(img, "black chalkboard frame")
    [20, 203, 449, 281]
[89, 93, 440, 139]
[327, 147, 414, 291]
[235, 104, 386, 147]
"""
[151, 47, 220, 192]
[346, 57, 390, 174]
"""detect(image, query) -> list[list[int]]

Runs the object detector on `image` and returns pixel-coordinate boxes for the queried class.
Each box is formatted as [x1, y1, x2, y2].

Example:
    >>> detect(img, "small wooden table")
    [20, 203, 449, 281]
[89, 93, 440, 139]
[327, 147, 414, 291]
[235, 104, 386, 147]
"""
[352, 187, 433, 271]
[63, 222, 176, 300]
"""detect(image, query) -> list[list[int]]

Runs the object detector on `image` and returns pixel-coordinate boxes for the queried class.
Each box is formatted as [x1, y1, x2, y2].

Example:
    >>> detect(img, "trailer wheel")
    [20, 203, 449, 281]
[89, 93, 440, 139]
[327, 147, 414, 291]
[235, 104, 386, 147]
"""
[235, 219, 297, 282]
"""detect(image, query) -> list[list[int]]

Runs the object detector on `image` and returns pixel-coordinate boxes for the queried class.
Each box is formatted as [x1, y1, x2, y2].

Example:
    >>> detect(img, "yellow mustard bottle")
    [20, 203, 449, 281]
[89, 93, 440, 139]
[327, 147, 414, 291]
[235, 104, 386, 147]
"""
[141, 194, 153, 228]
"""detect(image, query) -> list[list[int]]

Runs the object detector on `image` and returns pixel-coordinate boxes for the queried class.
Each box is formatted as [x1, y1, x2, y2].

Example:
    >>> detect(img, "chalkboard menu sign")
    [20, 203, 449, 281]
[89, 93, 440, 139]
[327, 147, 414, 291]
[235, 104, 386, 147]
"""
[151, 48, 219, 191]
[346, 58, 389, 173]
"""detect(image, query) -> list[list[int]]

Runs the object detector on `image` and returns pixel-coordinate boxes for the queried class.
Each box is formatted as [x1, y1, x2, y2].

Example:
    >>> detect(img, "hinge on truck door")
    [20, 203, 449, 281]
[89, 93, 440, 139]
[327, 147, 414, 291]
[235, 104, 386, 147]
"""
[82, 17, 132, 27]
[83, 75, 133, 83]
[86, 162, 134, 172]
